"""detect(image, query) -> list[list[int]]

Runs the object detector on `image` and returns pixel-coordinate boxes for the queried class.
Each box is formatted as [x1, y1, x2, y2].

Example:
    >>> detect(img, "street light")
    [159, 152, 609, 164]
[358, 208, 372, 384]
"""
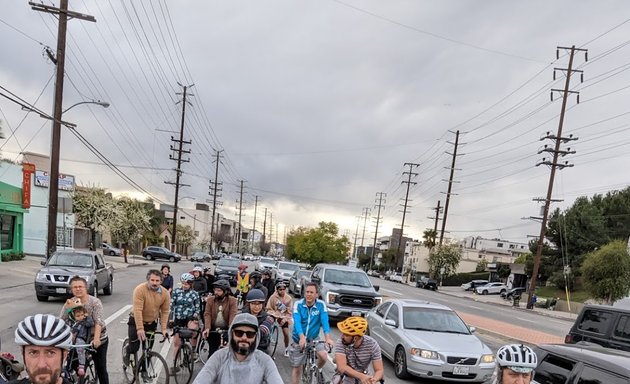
[46, 100, 109, 258]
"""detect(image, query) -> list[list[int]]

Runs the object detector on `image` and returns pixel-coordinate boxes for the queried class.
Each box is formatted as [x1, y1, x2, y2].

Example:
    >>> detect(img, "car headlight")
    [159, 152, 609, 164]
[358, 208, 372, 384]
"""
[327, 291, 339, 304]
[36, 272, 47, 281]
[80, 275, 91, 282]
[410, 348, 439, 360]
[374, 296, 382, 306]
[481, 354, 495, 363]
[215, 268, 223, 273]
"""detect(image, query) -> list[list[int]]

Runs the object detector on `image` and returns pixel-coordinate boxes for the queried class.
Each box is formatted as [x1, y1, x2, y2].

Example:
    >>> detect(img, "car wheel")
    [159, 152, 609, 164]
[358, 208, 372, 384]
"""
[482, 290, 488, 295]
[36, 294, 48, 302]
[103, 278, 113, 295]
[394, 346, 410, 379]
[109, 251, 115, 256]
[500, 289, 506, 295]
[169, 256, 175, 262]
[144, 254, 151, 260]
[92, 282, 98, 298]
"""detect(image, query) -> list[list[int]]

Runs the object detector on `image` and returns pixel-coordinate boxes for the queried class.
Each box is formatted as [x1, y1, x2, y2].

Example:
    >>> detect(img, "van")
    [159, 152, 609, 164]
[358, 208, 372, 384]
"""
[565, 304, 630, 351]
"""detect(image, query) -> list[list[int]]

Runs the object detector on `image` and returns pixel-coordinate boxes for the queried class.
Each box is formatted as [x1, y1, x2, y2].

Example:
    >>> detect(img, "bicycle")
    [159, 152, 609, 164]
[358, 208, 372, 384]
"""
[198, 328, 228, 364]
[122, 330, 170, 384]
[170, 326, 201, 384]
[267, 318, 280, 358]
[301, 340, 329, 384]
[62, 344, 97, 384]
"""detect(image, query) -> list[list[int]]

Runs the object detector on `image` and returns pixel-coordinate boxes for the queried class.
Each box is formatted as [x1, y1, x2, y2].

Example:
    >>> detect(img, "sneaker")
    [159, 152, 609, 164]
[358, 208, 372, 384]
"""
[284, 347, 290, 357]
[77, 365, 85, 377]
[140, 371, 151, 382]
[170, 366, 181, 376]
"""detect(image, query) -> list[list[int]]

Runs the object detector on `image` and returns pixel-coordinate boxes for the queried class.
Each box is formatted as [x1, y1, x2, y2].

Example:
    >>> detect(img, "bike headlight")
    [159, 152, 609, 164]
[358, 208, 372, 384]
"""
[410, 348, 439, 360]
[481, 354, 495, 363]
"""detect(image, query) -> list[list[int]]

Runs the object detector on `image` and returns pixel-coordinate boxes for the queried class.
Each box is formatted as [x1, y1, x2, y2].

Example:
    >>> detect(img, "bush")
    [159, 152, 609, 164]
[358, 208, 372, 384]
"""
[442, 271, 490, 286]
[0, 252, 25, 262]
[549, 271, 575, 291]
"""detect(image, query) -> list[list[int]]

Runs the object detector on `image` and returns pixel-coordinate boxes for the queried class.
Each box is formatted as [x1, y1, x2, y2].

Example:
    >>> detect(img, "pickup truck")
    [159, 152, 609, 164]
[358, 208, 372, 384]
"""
[304, 263, 381, 320]
[34, 250, 114, 301]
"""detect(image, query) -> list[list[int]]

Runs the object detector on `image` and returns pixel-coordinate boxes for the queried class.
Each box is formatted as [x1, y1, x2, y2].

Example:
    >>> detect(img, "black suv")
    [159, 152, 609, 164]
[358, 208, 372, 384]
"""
[141, 246, 181, 262]
[416, 276, 438, 290]
[533, 343, 630, 384]
[565, 304, 630, 351]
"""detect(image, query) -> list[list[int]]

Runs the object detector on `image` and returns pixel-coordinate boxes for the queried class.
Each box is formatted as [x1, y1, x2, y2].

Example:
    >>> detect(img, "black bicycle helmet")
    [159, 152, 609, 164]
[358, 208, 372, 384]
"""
[275, 281, 287, 289]
[213, 279, 231, 292]
[262, 268, 272, 276]
[246, 289, 266, 302]
[250, 271, 262, 280]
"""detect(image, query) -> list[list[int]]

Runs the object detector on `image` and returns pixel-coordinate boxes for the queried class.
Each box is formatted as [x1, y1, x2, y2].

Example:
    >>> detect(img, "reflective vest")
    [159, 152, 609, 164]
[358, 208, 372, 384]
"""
[237, 272, 250, 293]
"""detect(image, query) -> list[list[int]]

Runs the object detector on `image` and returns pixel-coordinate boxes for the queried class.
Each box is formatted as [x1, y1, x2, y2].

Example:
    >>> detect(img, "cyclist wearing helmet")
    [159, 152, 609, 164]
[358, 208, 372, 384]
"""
[247, 271, 268, 301]
[190, 265, 208, 295]
[12, 314, 73, 384]
[266, 281, 293, 356]
[333, 317, 384, 384]
[160, 264, 173, 294]
[242, 289, 275, 353]
[261, 269, 275, 300]
[169, 273, 201, 366]
[203, 279, 238, 357]
[236, 264, 250, 296]
[493, 344, 538, 384]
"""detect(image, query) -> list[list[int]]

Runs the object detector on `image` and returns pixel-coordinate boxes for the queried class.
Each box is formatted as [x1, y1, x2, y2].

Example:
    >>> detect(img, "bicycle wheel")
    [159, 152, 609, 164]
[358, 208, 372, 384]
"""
[197, 338, 210, 364]
[79, 357, 97, 384]
[122, 338, 137, 384]
[268, 324, 279, 358]
[136, 350, 170, 384]
[301, 351, 314, 384]
[173, 344, 194, 384]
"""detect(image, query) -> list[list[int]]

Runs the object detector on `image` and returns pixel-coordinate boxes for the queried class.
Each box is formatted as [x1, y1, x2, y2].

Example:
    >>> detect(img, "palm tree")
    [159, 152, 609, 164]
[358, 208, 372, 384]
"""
[423, 229, 438, 250]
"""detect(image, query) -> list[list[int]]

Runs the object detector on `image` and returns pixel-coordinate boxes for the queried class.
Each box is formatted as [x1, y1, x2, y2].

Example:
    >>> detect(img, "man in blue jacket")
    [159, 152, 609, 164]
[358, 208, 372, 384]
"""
[289, 282, 334, 384]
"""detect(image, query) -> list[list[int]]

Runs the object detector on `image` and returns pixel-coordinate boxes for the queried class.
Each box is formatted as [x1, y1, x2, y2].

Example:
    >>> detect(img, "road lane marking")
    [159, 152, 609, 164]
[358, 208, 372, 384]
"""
[380, 288, 402, 295]
[516, 317, 537, 323]
[105, 304, 132, 325]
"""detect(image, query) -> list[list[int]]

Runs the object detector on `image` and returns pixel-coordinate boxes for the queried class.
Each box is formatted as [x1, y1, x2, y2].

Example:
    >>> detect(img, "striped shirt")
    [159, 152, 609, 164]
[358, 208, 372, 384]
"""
[334, 335, 382, 384]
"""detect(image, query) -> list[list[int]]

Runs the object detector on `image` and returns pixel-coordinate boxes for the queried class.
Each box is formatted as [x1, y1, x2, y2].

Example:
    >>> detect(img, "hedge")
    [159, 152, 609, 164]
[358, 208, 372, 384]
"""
[441, 271, 491, 286]
[1, 252, 25, 262]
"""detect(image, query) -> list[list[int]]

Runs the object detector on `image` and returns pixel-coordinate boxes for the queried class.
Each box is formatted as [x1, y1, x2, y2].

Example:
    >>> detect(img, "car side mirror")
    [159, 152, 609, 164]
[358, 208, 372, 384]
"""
[384, 319, 398, 328]
[373, 285, 380, 292]
[97, 264, 105, 269]
[312, 276, 320, 283]
[468, 326, 476, 333]
[40, 260, 46, 266]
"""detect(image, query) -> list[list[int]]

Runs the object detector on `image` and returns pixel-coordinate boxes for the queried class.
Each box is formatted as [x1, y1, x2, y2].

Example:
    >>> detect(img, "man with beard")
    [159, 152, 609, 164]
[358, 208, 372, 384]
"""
[333, 317, 384, 384]
[202, 279, 238, 357]
[125, 269, 171, 360]
[11, 314, 73, 384]
[192, 313, 282, 384]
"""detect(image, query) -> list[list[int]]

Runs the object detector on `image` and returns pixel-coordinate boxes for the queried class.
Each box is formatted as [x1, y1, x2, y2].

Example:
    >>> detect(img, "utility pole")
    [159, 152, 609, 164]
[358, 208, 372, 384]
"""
[236, 180, 245, 254]
[527, 45, 584, 309]
[428, 200, 442, 247]
[269, 212, 273, 248]
[370, 192, 386, 271]
[396, 163, 419, 271]
[359, 207, 371, 256]
[352, 215, 361, 258]
[439, 130, 461, 246]
[209, 150, 223, 253]
[165, 84, 193, 253]
[252, 195, 260, 253]
[262, 208, 268, 254]
[32, 1, 96, 258]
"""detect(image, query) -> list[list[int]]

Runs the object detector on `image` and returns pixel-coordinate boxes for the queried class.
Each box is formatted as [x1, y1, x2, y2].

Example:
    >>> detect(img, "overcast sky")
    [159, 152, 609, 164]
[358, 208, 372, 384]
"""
[1, 1, 630, 246]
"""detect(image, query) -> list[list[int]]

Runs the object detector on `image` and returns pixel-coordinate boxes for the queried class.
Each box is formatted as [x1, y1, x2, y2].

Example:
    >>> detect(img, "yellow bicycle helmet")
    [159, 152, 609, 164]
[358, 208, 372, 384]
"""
[337, 316, 368, 336]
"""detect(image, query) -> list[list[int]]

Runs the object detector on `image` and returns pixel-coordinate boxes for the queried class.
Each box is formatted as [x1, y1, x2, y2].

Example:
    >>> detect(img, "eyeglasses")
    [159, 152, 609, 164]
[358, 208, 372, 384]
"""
[249, 301, 264, 306]
[233, 329, 257, 338]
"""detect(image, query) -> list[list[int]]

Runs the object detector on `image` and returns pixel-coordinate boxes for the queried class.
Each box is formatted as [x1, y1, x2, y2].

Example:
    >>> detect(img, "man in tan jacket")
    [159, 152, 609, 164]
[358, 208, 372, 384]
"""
[202, 279, 237, 357]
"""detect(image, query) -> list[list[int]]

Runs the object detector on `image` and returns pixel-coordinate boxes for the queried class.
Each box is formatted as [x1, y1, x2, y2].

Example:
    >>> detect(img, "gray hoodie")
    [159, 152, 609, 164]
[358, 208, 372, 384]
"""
[192, 313, 284, 384]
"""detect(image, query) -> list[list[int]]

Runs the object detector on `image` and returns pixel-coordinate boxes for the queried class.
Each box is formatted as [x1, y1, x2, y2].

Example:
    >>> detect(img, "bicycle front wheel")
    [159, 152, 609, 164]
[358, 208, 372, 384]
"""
[173, 344, 194, 384]
[197, 338, 209, 364]
[122, 338, 137, 384]
[79, 357, 97, 384]
[136, 350, 170, 384]
[268, 325, 279, 358]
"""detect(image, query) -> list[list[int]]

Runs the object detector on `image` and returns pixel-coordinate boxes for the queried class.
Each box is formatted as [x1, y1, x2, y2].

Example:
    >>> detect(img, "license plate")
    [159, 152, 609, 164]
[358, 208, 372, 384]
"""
[453, 366, 469, 375]
[351, 311, 362, 317]
[56, 288, 66, 294]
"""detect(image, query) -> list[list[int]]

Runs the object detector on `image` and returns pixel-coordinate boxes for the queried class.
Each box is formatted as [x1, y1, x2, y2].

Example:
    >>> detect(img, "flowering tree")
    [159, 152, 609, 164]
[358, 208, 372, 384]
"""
[110, 196, 152, 257]
[73, 186, 115, 247]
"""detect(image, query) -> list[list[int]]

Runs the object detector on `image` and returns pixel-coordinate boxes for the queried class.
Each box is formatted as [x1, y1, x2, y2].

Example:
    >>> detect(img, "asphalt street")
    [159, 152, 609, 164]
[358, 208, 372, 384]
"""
[0, 258, 558, 383]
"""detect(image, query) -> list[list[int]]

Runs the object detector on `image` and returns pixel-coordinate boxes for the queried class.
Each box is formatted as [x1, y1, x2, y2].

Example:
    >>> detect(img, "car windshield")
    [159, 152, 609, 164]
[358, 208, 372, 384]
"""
[48, 252, 93, 268]
[297, 270, 310, 278]
[403, 307, 470, 334]
[278, 263, 300, 271]
[260, 257, 275, 264]
[324, 269, 371, 287]
[218, 258, 240, 268]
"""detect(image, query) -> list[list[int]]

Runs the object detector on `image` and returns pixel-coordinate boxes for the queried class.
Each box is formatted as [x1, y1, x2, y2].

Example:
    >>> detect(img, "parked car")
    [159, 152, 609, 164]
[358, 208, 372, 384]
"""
[256, 257, 277, 271]
[388, 272, 403, 283]
[288, 269, 311, 297]
[211, 252, 226, 260]
[213, 257, 241, 286]
[474, 282, 507, 295]
[366, 299, 495, 381]
[101, 243, 121, 256]
[191, 252, 211, 262]
[141, 246, 181, 262]
[35, 250, 114, 301]
[565, 304, 630, 351]
[533, 343, 630, 384]
[242, 253, 254, 261]
[501, 287, 526, 300]
[416, 276, 438, 291]
[306, 263, 381, 320]
[461, 280, 488, 291]
[274, 261, 301, 282]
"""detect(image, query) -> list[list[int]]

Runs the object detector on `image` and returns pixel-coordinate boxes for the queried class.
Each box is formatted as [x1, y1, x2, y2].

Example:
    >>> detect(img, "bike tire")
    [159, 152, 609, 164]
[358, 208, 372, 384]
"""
[135, 350, 170, 384]
[197, 338, 210, 364]
[268, 324, 279, 358]
[78, 357, 97, 384]
[173, 344, 194, 384]
[301, 349, 314, 384]
[122, 338, 137, 384]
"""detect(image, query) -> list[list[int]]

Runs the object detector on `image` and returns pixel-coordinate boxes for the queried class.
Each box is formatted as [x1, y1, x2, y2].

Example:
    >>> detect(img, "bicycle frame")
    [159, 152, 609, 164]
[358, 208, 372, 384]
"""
[63, 344, 96, 384]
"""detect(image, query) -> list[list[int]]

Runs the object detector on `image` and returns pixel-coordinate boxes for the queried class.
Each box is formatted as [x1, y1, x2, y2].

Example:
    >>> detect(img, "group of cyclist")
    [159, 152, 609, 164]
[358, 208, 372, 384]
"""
[10, 261, 541, 384]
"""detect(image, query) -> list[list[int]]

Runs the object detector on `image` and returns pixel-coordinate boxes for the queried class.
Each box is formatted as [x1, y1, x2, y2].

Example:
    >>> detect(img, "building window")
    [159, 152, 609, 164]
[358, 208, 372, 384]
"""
[497, 243, 504, 248]
[1, 214, 16, 250]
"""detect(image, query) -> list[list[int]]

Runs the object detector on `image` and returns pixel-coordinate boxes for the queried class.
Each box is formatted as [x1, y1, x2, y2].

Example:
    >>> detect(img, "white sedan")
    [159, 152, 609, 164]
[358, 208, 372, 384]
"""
[474, 282, 508, 295]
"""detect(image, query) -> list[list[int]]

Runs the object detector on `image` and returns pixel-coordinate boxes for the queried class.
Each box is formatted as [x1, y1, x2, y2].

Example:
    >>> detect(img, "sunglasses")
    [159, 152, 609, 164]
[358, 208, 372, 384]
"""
[233, 329, 257, 338]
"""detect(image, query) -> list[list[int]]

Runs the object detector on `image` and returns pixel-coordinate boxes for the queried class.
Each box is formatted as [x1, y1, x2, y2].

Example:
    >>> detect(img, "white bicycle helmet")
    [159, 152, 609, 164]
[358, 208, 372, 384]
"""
[15, 314, 73, 350]
[181, 272, 195, 282]
[496, 344, 538, 373]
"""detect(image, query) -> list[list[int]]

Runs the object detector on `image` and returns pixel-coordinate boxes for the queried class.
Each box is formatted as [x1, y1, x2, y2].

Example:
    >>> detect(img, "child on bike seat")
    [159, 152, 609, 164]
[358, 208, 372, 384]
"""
[70, 302, 95, 377]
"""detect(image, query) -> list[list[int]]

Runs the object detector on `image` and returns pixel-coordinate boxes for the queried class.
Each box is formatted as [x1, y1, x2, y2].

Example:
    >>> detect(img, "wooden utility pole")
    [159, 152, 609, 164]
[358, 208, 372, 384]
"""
[359, 207, 371, 255]
[439, 130, 460, 246]
[527, 45, 584, 309]
[252, 195, 260, 253]
[262, 208, 268, 253]
[370, 192, 386, 271]
[31, 1, 95, 258]
[352, 215, 361, 258]
[236, 180, 245, 254]
[396, 163, 419, 271]
[209, 150, 223, 252]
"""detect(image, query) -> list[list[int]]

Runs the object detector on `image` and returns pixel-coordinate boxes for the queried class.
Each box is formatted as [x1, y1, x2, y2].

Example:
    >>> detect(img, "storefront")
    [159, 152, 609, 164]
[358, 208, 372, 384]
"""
[0, 181, 25, 256]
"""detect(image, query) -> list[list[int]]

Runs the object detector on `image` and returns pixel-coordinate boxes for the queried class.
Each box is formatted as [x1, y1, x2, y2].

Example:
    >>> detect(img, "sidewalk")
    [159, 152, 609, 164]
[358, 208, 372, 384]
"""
[0, 254, 148, 290]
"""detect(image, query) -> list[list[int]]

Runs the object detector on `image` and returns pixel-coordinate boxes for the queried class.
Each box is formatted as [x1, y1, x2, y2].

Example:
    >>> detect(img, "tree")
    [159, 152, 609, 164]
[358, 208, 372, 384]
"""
[422, 229, 437, 250]
[379, 249, 398, 270]
[176, 225, 194, 255]
[497, 264, 511, 279]
[581, 239, 630, 304]
[73, 186, 115, 247]
[475, 259, 488, 272]
[285, 221, 350, 266]
[357, 252, 371, 269]
[427, 244, 462, 278]
[109, 196, 151, 261]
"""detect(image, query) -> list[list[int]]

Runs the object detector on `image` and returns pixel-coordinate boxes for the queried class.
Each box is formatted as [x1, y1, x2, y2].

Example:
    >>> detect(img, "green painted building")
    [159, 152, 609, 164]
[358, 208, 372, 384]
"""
[0, 181, 25, 256]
